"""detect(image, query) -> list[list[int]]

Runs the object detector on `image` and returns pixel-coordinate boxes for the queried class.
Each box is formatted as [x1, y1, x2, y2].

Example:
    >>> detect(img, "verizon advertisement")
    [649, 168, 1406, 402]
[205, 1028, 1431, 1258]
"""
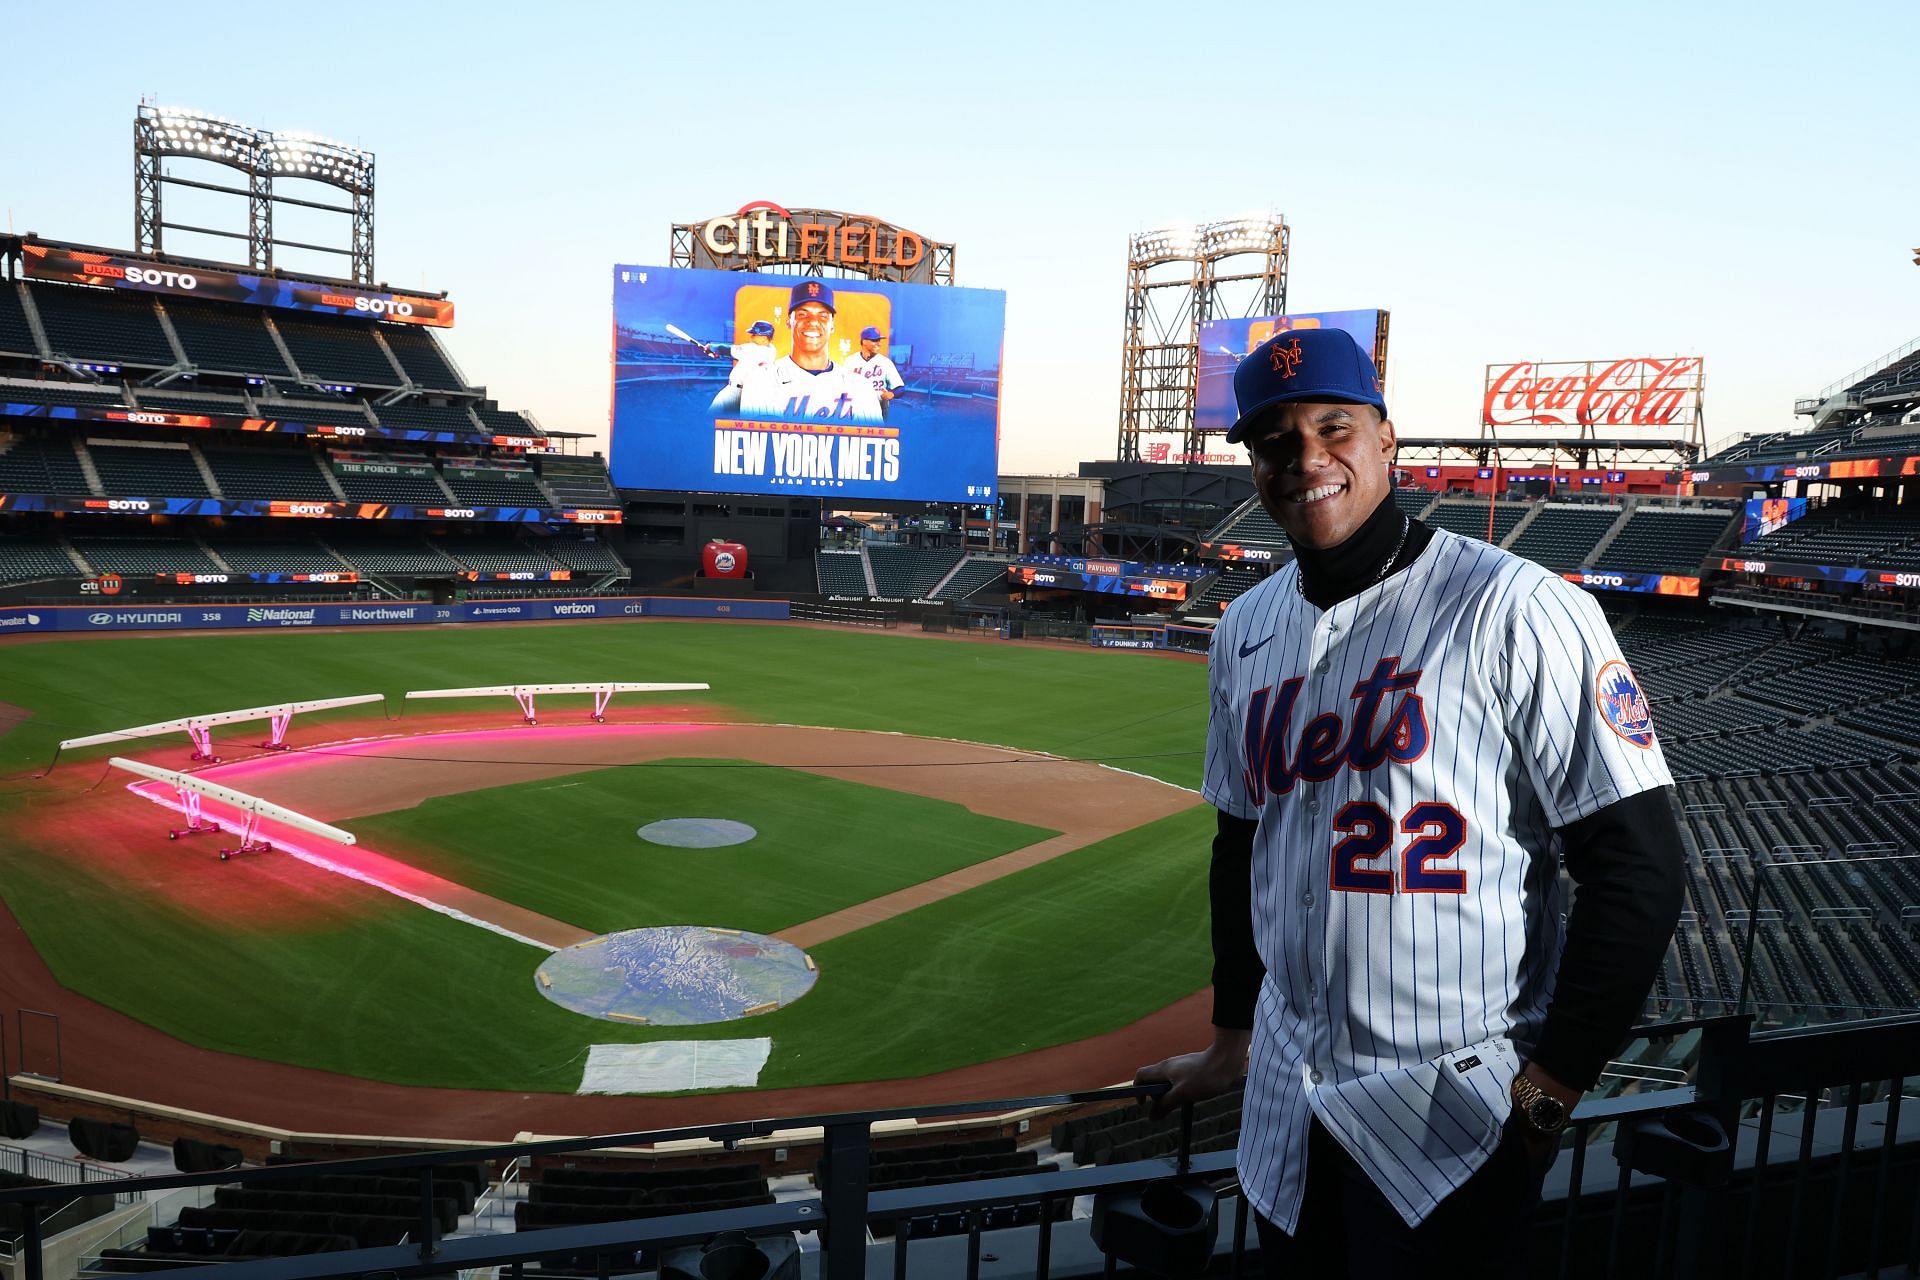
[20, 242, 454, 328]
[1482, 358, 1703, 430]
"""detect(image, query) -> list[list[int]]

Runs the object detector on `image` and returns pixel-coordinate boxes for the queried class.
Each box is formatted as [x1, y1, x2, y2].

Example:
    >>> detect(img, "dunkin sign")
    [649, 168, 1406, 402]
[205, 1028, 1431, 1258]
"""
[1482, 357, 1703, 429]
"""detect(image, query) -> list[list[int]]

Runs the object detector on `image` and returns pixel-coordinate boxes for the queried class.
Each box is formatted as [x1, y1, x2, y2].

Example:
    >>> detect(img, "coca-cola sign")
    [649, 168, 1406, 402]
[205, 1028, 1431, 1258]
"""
[1483, 357, 1703, 429]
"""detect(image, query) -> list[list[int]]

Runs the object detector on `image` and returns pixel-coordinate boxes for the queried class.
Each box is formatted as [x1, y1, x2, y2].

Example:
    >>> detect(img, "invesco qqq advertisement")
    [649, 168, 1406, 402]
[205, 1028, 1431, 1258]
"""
[1195, 310, 1388, 434]
[609, 266, 1004, 501]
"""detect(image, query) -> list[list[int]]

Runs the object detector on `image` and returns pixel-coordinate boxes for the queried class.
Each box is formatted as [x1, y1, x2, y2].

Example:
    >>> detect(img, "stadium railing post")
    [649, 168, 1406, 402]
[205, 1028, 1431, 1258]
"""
[817, 1117, 871, 1280]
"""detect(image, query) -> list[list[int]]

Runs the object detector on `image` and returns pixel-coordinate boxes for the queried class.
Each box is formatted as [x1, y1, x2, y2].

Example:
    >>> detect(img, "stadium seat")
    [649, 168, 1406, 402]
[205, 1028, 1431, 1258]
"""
[270, 315, 403, 387]
[1599, 506, 1738, 573]
[932, 556, 1012, 601]
[866, 544, 963, 598]
[173, 1136, 245, 1173]
[162, 299, 295, 378]
[87, 440, 212, 498]
[69, 1116, 140, 1163]
[1424, 499, 1529, 544]
[0, 1099, 39, 1139]
[1506, 505, 1623, 571]
[27, 282, 177, 368]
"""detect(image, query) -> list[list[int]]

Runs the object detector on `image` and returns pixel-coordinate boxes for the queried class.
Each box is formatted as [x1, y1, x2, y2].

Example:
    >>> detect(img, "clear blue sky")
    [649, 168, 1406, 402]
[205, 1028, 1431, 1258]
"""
[2, 1, 1911, 472]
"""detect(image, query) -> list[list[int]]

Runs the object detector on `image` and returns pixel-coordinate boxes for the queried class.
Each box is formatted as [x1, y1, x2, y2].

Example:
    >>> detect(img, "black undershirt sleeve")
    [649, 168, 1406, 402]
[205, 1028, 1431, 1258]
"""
[1210, 808, 1265, 1030]
[1530, 786, 1686, 1091]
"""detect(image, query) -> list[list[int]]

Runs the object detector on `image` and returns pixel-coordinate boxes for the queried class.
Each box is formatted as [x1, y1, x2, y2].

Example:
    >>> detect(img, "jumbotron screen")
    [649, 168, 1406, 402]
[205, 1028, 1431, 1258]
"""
[609, 266, 1004, 502]
[1195, 309, 1389, 434]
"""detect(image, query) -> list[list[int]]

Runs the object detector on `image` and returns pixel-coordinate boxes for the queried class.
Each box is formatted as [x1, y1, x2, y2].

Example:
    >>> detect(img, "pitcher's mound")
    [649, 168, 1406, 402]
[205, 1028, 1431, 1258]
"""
[536, 926, 816, 1025]
[637, 818, 757, 848]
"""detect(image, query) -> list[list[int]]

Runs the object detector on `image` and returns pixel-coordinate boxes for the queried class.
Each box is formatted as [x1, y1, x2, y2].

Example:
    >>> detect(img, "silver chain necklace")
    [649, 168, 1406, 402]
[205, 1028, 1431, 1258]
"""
[1295, 514, 1409, 600]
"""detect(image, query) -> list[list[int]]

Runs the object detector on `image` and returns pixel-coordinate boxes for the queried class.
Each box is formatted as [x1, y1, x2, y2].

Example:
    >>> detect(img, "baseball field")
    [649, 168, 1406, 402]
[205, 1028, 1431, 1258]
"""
[0, 618, 1216, 1128]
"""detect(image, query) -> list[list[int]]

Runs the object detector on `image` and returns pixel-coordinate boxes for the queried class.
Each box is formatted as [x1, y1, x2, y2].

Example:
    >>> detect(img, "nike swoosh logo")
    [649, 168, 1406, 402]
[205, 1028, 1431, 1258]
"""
[1237, 635, 1273, 659]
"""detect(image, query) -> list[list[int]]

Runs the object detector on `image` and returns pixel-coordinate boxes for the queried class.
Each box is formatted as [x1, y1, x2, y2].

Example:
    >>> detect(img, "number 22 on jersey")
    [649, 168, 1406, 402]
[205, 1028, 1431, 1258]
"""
[1329, 801, 1468, 894]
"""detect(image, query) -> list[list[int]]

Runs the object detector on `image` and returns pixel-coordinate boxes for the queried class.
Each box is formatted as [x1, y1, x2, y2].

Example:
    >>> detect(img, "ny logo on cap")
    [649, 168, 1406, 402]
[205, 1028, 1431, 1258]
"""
[1270, 337, 1305, 377]
[806, 283, 821, 297]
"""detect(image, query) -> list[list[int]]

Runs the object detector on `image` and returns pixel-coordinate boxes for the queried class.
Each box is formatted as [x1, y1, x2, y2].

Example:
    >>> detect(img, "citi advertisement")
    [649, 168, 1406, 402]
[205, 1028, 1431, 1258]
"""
[610, 265, 1004, 502]
[1195, 310, 1389, 435]
[20, 242, 453, 327]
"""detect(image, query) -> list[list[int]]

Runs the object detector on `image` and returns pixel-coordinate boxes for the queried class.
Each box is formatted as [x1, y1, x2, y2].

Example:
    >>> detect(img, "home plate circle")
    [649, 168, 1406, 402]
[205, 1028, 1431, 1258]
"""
[637, 818, 757, 848]
[536, 926, 816, 1025]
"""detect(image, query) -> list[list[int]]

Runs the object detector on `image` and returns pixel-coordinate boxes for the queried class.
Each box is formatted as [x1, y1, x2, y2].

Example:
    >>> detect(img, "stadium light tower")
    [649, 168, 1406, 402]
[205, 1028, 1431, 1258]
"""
[134, 100, 377, 283]
[1116, 214, 1288, 463]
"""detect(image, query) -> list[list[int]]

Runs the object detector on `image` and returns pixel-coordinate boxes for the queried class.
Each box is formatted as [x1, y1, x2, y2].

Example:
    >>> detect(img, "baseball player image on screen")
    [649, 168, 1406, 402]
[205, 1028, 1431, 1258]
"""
[705, 320, 778, 416]
[727, 280, 883, 426]
[846, 325, 906, 416]
[1136, 327, 1684, 1279]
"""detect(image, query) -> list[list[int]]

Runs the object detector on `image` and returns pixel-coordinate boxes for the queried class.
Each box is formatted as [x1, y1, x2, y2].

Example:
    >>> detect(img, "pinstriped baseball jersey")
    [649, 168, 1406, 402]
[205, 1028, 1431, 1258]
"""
[1201, 528, 1671, 1229]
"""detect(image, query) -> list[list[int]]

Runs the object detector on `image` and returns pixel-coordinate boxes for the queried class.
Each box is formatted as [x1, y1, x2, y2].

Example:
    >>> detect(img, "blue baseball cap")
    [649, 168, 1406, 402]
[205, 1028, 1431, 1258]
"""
[1225, 327, 1387, 444]
[788, 279, 835, 313]
[860, 326, 883, 342]
[747, 320, 775, 337]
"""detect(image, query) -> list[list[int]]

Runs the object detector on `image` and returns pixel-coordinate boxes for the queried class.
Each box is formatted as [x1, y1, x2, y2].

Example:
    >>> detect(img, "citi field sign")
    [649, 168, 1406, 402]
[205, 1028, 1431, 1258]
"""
[677, 202, 952, 284]
[1482, 357, 1703, 430]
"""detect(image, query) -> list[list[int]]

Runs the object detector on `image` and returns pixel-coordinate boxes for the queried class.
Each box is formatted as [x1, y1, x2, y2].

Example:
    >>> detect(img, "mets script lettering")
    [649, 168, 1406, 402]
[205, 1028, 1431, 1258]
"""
[1241, 657, 1428, 805]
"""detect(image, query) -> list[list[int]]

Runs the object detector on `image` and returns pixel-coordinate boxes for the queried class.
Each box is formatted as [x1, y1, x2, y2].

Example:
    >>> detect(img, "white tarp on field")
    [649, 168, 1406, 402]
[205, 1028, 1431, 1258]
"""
[577, 1039, 773, 1094]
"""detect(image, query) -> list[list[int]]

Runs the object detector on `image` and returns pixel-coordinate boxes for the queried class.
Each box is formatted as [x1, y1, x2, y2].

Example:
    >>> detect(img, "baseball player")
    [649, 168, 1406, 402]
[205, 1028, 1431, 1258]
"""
[1136, 327, 1684, 1278]
[708, 319, 777, 368]
[731, 280, 884, 426]
[846, 325, 905, 414]
[705, 321, 776, 415]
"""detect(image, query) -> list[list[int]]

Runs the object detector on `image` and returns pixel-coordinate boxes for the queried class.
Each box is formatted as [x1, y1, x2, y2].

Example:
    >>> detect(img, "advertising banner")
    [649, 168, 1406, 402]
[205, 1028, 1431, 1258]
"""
[460, 570, 573, 582]
[610, 265, 1003, 502]
[673, 202, 951, 285]
[1692, 454, 1920, 486]
[1483, 358, 1703, 431]
[1713, 556, 1894, 585]
[1196, 310, 1389, 435]
[20, 242, 453, 327]
[154, 571, 359, 586]
[332, 459, 436, 478]
[0, 397, 524, 448]
[1199, 541, 1287, 564]
[0, 493, 619, 526]
[1559, 570, 1702, 596]
[1009, 565, 1190, 601]
[1741, 497, 1809, 543]
[0, 595, 787, 635]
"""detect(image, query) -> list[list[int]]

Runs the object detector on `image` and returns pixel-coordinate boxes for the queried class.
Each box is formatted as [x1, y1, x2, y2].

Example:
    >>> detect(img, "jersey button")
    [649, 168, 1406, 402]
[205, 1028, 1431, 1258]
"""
[1315, 658, 1331, 674]
[1306, 798, 1320, 816]
[1301, 891, 1315, 908]
[1309, 1069, 1324, 1085]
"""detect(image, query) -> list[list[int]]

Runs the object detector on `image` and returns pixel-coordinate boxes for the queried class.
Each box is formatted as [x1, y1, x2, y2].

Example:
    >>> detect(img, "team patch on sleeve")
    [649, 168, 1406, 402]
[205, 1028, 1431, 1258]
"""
[1596, 659, 1656, 748]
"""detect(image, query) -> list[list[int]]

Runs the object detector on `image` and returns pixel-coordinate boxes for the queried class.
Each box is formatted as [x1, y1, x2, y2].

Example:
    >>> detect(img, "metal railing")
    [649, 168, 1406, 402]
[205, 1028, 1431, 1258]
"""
[2, 1018, 1918, 1280]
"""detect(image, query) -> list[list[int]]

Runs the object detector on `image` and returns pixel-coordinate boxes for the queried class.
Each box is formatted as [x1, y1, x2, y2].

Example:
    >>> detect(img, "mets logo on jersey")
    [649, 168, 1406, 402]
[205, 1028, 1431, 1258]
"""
[1596, 659, 1655, 748]
[1270, 337, 1305, 377]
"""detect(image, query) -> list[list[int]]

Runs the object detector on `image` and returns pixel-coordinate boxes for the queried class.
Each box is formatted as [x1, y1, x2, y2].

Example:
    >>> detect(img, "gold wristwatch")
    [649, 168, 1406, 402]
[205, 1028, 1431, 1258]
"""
[1511, 1073, 1570, 1136]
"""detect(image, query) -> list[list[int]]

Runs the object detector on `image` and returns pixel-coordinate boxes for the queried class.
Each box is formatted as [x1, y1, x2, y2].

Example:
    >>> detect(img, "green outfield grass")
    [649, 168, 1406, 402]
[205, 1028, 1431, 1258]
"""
[347, 760, 1058, 936]
[0, 620, 1211, 1092]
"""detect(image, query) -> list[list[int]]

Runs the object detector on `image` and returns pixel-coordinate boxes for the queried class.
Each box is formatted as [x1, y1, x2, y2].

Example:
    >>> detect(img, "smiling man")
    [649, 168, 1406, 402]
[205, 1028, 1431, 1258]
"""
[1137, 327, 1684, 1278]
[732, 280, 884, 425]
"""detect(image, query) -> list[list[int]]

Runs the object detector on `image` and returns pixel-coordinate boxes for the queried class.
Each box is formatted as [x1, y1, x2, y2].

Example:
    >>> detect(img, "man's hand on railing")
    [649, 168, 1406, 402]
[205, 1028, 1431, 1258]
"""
[1133, 1028, 1252, 1121]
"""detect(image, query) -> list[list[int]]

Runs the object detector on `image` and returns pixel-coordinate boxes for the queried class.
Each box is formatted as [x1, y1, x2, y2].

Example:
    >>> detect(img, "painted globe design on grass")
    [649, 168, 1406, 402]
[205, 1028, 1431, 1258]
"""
[536, 926, 815, 1025]
[637, 818, 757, 848]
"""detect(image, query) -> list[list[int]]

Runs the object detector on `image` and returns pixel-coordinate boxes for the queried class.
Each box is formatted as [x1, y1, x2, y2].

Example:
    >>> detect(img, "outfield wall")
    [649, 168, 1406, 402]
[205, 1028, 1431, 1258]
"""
[0, 595, 789, 635]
